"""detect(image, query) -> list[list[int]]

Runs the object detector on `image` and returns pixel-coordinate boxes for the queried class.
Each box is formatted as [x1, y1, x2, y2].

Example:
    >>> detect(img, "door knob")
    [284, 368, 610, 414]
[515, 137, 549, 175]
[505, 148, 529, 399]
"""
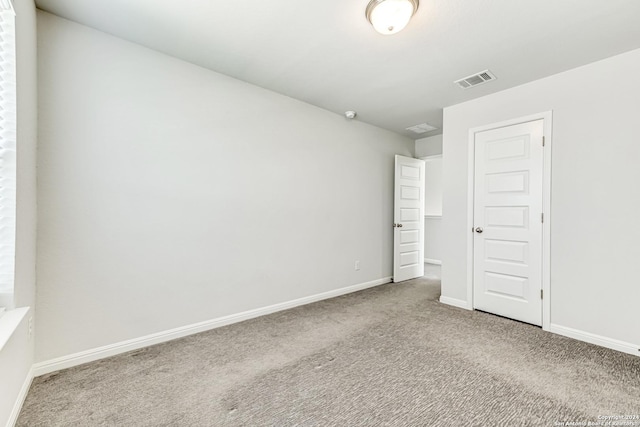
[397, 223, 403, 228]
[475, 227, 483, 233]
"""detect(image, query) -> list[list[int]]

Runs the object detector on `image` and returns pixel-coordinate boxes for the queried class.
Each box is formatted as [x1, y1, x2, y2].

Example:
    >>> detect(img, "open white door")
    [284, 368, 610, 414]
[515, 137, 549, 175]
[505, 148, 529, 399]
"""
[473, 120, 544, 326]
[393, 155, 425, 282]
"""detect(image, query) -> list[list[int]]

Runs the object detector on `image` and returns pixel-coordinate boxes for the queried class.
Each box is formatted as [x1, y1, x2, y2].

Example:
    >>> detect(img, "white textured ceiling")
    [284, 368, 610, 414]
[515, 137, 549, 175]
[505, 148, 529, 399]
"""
[34, 0, 640, 137]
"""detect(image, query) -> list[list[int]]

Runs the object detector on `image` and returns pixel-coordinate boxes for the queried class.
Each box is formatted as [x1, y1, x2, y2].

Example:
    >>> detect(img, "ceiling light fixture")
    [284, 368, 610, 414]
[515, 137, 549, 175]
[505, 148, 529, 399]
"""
[366, 0, 419, 35]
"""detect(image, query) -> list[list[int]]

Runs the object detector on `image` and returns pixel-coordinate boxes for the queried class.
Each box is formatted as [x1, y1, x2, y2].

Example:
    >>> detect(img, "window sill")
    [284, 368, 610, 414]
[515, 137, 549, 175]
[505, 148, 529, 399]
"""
[0, 307, 28, 352]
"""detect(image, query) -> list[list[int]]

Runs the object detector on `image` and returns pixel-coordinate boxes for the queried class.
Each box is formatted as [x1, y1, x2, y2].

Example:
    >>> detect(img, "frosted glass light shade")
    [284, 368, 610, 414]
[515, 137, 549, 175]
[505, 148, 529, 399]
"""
[366, 0, 419, 35]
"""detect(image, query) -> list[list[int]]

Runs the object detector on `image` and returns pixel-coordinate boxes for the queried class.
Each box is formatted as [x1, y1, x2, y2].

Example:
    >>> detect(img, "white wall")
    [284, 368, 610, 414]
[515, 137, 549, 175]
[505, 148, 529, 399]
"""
[423, 157, 442, 216]
[415, 134, 442, 158]
[424, 217, 442, 264]
[36, 12, 414, 363]
[0, 0, 38, 424]
[442, 48, 640, 348]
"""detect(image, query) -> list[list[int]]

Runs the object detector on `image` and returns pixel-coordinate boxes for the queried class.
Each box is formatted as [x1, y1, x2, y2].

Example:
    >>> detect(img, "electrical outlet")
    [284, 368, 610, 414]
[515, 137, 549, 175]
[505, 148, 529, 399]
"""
[28, 316, 33, 338]
[354, 260, 360, 271]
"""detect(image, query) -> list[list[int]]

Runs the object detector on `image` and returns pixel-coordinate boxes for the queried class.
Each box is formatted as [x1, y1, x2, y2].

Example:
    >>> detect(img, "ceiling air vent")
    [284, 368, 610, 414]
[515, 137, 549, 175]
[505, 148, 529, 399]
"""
[406, 123, 437, 134]
[454, 70, 496, 89]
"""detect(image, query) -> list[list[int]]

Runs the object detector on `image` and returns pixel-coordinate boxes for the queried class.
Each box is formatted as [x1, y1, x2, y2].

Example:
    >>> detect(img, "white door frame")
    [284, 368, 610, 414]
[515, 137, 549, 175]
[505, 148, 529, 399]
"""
[465, 111, 552, 330]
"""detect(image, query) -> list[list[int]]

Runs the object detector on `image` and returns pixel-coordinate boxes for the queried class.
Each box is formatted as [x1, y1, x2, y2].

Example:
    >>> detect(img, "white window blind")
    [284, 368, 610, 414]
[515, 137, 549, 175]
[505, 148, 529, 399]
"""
[0, 0, 16, 309]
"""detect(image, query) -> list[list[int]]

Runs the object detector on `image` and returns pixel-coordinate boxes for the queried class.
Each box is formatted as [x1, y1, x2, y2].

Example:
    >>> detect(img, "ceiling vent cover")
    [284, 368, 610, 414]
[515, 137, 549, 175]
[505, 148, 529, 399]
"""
[454, 69, 496, 89]
[406, 122, 437, 134]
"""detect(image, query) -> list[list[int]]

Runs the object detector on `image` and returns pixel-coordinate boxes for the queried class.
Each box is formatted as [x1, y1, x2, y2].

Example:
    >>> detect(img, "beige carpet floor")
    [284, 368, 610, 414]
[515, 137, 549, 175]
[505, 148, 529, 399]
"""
[17, 278, 640, 426]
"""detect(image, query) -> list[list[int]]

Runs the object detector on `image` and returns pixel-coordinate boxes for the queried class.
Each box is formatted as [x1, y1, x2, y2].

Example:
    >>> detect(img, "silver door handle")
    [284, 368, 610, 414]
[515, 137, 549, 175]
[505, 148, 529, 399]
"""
[393, 223, 404, 228]
[475, 227, 483, 233]
[397, 223, 403, 228]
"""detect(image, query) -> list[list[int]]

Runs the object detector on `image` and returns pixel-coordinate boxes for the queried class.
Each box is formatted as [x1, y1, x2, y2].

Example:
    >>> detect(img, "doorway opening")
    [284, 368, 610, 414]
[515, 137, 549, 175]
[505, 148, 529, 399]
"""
[420, 154, 442, 281]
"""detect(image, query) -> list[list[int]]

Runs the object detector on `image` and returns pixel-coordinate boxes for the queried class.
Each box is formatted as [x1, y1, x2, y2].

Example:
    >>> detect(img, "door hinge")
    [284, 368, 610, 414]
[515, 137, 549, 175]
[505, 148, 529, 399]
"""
[541, 213, 544, 223]
[540, 289, 543, 299]
[542, 136, 545, 147]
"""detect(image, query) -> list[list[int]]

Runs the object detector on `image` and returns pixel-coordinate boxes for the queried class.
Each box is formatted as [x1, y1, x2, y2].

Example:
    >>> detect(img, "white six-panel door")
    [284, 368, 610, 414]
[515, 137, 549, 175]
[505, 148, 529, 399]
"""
[393, 155, 425, 282]
[473, 120, 544, 326]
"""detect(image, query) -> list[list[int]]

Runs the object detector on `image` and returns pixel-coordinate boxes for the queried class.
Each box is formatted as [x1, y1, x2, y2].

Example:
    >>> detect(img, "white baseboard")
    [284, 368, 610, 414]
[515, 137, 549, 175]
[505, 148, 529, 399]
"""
[33, 276, 392, 377]
[548, 324, 639, 357]
[424, 258, 442, 265]
[439, 296, 471, 310]
[6, 366, 34, 427]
